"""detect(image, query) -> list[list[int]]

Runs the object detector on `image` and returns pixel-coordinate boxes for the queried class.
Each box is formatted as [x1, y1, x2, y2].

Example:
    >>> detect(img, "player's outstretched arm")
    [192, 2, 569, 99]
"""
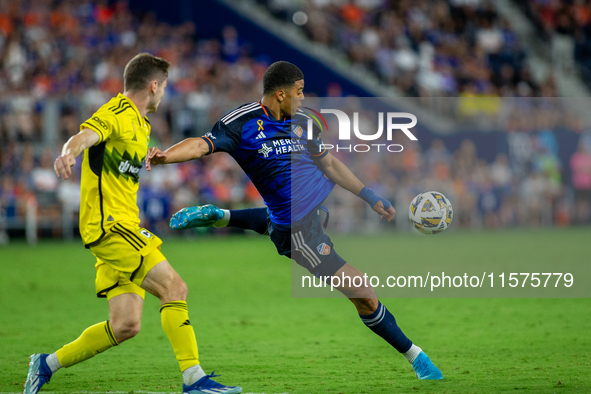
[316, 152, 364, 195]
[54, 128, 100, 179]
[316, 153, 396, 221]
[146, 137, 210, 171]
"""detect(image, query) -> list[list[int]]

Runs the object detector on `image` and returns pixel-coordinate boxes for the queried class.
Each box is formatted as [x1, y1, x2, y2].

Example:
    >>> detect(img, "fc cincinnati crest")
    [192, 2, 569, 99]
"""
[317, 243, 330, 255]
[293, 125, 303, 138]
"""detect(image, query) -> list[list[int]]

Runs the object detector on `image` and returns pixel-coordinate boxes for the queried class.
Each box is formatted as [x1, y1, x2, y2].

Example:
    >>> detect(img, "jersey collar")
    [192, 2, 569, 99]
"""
[117, 93, 145, 125]
[259, 101, 287, 123]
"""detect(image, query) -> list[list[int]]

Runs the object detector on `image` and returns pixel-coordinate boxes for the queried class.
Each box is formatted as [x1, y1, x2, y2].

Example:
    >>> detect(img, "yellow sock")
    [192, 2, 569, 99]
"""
[160, 301, 199, 371]
[56, 321, 118, 368]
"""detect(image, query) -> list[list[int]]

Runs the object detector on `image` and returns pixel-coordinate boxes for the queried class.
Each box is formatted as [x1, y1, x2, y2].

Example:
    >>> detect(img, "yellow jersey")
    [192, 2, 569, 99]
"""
[79, 93, 151, 247]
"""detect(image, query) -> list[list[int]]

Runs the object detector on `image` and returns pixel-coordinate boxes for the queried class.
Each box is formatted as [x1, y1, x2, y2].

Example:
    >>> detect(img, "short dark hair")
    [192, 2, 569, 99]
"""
[263, 61, 304, 95]
[123, 53, 170, 92]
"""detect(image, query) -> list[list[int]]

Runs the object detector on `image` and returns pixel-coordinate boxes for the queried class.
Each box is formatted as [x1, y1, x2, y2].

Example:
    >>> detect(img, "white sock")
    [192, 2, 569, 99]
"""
[46, 353, 62, 374]
[182, 364, 206, 386]
[212, 209, 230, 227]
[403, 344, 422, 364]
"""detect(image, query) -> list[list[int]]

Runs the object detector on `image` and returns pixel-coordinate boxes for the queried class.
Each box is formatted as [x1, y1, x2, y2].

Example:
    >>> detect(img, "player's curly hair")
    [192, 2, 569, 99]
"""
[124, 53, 170, 92]
[263, 61, 304, 95]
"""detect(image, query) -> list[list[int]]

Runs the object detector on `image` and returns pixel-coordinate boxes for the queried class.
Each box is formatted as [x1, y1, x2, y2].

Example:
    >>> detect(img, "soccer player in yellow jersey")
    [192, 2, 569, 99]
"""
[23, 53, 242, 394]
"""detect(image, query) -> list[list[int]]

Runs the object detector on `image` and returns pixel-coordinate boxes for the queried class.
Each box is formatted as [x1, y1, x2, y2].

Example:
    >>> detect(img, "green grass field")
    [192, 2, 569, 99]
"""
[1, 228, 590, 393]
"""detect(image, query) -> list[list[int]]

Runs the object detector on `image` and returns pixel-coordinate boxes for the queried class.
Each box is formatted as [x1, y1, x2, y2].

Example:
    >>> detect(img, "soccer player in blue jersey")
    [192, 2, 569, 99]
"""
[146, 61, 443, 382]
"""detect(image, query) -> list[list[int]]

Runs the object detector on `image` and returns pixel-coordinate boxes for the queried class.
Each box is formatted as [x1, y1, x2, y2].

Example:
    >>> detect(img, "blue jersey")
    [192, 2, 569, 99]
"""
[202, 101, 335, 224]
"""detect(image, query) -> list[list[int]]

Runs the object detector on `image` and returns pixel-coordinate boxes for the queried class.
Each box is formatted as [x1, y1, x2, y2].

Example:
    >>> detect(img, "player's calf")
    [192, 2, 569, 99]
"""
[331, 266, 444, 380]
[359, 301, 443, 380]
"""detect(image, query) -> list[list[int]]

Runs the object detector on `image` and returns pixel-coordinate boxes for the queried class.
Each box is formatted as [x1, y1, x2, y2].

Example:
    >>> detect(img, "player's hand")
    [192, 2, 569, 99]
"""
[146, 147, 166, 171]
[54, 153, 76, 179]
[373, 200, 396, 222]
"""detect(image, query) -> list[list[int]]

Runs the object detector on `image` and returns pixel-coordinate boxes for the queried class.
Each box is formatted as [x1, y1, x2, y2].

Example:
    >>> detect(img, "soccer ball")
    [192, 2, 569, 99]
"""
[409, 191, 453, 235]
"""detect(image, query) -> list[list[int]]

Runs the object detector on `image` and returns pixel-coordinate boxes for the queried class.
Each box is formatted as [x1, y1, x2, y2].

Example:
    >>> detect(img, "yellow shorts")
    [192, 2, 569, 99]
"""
[91, 223, 165, 300]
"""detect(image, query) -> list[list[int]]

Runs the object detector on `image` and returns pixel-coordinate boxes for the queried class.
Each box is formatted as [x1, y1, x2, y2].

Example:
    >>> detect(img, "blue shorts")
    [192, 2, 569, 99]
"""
[268, 206, 347, 277]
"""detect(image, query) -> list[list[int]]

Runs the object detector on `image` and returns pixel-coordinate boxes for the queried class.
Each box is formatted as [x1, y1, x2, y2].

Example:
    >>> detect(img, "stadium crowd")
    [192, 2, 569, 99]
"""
[1, 0, 591, 240]
[515, 0, 591, 86]
[259, 0, 558, 97]
[0, 0, 267, 236]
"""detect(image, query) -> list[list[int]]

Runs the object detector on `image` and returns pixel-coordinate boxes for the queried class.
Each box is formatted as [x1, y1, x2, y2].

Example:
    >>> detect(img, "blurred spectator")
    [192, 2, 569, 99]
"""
[0, 175, 19, 220]
[426, 139, 452, 169]
[31, 147, 62, 236]
[476, 163, 502, 228]
[31, 148, 59, 193]
[552, 8, 576, 73]
[518, 0, 591, 86]
[490, 153, 513, 192]
[570, 140, 591, 224]
[221, 25, 245, 63]
[533, 139, 562, 189]
[519, 169, 549, 226]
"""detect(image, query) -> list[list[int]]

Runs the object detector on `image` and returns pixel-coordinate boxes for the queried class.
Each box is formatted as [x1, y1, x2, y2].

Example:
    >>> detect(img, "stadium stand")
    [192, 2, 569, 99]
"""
[0, 0, 590, 243]
[255, 0, 557, 97]
[514, 0, 591, 87]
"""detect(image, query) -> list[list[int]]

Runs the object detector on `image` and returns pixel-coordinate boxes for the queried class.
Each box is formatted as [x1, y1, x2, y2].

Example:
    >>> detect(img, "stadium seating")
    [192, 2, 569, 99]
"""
[255, 0, 555, 97]
[514, 0, 591, 87]
[0, 0, 590, 243]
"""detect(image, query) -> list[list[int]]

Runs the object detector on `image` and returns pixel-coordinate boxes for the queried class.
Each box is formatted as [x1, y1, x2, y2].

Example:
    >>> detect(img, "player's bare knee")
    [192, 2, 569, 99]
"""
[111, 319, 141, 342]
[363, 297, 379, 312]
[351, 297, 379, 315]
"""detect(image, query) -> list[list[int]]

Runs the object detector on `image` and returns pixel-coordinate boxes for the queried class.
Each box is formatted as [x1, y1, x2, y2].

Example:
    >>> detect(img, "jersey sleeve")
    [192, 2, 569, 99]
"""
[201, 119, 242, 154]
[80, 107, 119, 144]
[307, 121, 329, 159]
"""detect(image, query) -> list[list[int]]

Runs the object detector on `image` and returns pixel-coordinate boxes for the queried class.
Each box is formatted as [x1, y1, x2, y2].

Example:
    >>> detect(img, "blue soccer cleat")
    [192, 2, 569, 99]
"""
[182, 371, 242, 394]
[170, 205, 224, 230]
[23, 354, 52, 394]
[412, 351, 443, 380]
